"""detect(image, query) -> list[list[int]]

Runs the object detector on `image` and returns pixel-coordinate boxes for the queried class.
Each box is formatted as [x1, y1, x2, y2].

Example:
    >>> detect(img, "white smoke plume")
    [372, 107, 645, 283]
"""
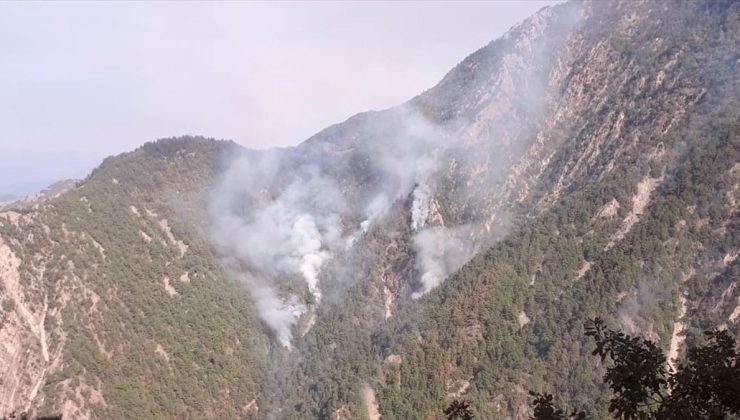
[205, 1, 586, 348]
[363, 193, 391, 232]
[208, 151, 346, 347]
[208, 104, 478, 346]
[412, 226, 475, 298]
[616, 276, 674, 342]
[248, 276, 306, 348]
[207, 107, 458, 345]
[411, 183, 432, 230]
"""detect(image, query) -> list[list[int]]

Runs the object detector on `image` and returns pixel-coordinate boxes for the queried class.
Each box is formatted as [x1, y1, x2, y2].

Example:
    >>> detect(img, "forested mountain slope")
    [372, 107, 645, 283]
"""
[0, 0, 738, 419]
[0, 139, 270, 418]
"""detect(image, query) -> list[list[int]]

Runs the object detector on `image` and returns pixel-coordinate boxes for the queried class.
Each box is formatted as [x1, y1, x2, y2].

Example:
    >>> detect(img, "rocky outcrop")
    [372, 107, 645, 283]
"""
[0, 233, 47, 415]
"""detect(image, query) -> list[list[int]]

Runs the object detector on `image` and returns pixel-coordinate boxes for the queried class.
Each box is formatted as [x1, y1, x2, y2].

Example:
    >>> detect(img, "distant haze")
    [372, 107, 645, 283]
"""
[0, 1, 557, 196]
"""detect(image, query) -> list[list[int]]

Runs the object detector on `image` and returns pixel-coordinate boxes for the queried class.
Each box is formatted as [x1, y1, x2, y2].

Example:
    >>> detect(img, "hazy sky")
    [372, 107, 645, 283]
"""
[0, 1, 557, 196]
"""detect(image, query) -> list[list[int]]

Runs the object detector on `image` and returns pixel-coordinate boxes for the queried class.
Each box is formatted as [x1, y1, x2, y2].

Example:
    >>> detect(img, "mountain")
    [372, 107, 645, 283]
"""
[0, 180, 78, 212]
[0, 150, 101, 199]
[1, 0, 738, 418]
[0, 139, 272, 418]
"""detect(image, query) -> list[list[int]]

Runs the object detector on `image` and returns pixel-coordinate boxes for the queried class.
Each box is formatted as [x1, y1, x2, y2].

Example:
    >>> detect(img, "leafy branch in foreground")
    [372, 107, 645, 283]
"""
[530, 318, 740, 420]
[586, 317, 668, 419]
[529, 392, 585, 420]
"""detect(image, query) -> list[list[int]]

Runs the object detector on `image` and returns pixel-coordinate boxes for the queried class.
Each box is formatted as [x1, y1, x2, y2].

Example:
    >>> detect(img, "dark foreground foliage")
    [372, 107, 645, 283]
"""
[444, 400, 475, 420]
[530, 318, 740, 420]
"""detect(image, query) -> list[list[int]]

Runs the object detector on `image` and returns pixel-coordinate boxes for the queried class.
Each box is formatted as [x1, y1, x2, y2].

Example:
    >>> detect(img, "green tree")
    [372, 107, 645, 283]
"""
[530, 318, 740, 420]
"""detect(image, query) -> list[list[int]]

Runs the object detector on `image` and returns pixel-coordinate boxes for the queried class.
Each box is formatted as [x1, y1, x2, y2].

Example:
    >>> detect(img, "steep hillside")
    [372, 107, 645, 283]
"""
[0, 0, 738, 419]
[0, 138, 270, 418]
[219, 0, 737, 418]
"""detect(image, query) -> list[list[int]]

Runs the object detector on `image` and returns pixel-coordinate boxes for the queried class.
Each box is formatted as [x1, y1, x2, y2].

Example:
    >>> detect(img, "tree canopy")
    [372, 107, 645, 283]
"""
[530, 318, 740, 420]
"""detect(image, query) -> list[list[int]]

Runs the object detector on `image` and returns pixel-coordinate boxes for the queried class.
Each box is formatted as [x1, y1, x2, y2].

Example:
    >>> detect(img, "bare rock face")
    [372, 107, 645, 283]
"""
[0, 208, 101, 419]
[0, 233, 47, 415]
[0, 181, 80, 415]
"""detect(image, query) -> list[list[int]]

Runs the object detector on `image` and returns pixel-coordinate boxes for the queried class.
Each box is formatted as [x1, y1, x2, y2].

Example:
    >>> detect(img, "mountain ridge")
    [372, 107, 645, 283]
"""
[0, 0, 738, 418]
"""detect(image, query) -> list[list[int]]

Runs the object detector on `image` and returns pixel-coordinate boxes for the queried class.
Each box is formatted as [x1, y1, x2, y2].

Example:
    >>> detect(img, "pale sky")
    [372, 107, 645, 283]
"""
[0, 1, 557, 196]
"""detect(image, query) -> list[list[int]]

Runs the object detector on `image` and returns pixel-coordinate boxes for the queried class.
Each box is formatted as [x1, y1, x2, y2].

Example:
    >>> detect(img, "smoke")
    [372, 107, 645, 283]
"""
[364, 193, 391, 231]
[208, 95, 527, 346]
[205, 1, 586, 347]
[207, 106, 462, 345]
[616, 276, 675, 342]
[208, 149, 347, 347]
[248, 275, 306, 348]
[412, 226, 475, 298]
[411, 183, 432, 230]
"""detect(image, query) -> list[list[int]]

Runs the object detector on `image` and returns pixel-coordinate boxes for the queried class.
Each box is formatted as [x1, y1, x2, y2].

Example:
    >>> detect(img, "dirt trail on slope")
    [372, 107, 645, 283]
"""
[0, 236, 48, 414]
[361, 383, 381, 420]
